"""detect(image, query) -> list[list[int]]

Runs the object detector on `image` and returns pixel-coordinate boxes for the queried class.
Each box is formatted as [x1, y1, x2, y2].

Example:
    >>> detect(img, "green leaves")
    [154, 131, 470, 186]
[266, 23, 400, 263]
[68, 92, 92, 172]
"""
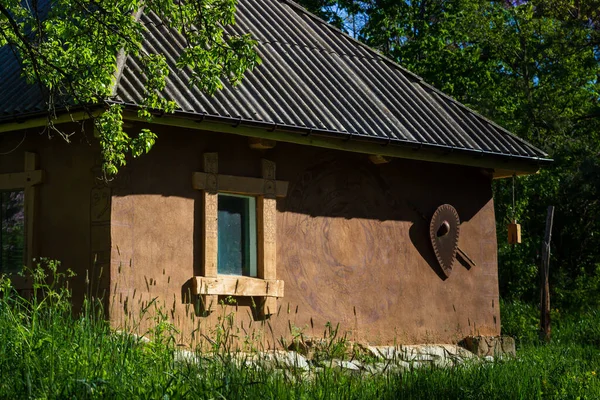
[0, 0, 259, 176]
[96, 105, 130, 177]
[131, 129, 158, 158]
[96, 105, 159, 177]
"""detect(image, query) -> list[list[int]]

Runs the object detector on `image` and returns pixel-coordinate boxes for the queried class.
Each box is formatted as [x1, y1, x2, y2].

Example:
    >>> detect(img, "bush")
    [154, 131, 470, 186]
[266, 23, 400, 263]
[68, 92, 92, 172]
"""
[500, 299, 539, 345]
[501, 298, 600, 348]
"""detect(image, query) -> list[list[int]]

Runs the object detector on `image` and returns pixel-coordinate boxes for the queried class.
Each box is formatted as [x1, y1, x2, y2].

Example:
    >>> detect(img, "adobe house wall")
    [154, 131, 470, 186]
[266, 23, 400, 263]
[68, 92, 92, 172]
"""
[109, 124, 499, 346]
[0, 127, 109, 307]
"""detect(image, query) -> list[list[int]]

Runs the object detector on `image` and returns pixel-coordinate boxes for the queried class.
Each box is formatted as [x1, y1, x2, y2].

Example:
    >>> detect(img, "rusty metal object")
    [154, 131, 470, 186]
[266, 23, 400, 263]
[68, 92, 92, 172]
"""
[409, 201, 476, 274]
[457, 247, 477, 269]
[430, 204, 460, 278]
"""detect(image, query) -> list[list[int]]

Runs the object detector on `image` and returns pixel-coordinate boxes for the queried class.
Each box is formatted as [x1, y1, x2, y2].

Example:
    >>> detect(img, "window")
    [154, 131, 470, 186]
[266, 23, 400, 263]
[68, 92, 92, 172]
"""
[191, 153, 289, 316]
[0, 190, 25, 273]
[0, 152, 42, 274]
[217, 194, 257, 277]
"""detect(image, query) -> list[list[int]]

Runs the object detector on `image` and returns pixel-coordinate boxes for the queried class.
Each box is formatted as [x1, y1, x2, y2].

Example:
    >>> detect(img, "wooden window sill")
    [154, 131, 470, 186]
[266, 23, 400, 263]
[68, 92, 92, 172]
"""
[192, 275, 284, 298]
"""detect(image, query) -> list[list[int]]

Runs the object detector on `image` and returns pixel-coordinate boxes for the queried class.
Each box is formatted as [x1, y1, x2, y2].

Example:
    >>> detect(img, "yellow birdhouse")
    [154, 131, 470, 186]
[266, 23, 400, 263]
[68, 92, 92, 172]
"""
[508, 221, 521, 244]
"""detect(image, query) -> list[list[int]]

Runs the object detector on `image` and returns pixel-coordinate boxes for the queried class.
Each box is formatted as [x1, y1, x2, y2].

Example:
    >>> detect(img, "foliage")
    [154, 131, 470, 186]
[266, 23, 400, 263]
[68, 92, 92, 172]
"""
[298, 0, 365, 35]
[0, 0, 260, 176]
[553, 309, 600, 349]
[499, 298, 540, 345]
[501, 298, 600, 351]
[298, 0, 600, 309]
[2, 265, 600, 398]
[495, 125, 600, 306]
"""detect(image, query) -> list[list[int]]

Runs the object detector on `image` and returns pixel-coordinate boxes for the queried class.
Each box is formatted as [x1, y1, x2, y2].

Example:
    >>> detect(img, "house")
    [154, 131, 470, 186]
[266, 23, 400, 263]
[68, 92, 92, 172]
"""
[0, 0, 550, 346]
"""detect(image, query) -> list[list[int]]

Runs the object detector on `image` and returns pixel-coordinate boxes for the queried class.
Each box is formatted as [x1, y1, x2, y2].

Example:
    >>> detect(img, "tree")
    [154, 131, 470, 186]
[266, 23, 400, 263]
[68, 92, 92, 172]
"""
[0, 0, 260, 176]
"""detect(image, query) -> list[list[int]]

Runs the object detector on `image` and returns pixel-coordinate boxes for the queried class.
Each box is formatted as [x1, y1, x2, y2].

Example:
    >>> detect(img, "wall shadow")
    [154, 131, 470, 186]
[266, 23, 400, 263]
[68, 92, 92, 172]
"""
[280, 150, 492, 279]
[107, 126, 493, 312]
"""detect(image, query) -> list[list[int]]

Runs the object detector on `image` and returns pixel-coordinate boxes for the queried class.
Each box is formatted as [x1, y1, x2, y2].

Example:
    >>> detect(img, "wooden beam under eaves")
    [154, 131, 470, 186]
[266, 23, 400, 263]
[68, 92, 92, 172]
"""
[120, 112, 547, 177]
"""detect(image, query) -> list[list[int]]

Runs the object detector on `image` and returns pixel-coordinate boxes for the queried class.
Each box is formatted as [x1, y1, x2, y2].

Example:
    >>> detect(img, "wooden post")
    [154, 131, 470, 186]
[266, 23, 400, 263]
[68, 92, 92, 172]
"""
[24, 152, 39, 269]
[201, 153, 219, 314]
[540, 206, 554, 342]
[257, 159, 278, 317]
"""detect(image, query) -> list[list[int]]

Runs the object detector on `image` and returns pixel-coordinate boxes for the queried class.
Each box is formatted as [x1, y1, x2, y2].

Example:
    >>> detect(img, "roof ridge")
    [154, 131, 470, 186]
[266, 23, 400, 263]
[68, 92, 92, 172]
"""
[278, 0, 548, 157]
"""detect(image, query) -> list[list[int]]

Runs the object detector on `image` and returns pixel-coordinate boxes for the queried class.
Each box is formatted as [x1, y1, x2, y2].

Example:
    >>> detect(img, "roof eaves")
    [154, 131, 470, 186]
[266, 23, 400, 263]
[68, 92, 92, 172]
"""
[279, 0, 550, 160]
[113, 101, 553, 173]
[0, 100, 552, 176]
[419, 80, 550, 158]
[0, 106, 102, 133]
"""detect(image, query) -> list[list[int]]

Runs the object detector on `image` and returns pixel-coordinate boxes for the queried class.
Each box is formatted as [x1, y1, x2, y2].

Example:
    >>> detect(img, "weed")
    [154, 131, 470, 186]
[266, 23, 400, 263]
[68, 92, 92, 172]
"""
[2, 262, 600, 398]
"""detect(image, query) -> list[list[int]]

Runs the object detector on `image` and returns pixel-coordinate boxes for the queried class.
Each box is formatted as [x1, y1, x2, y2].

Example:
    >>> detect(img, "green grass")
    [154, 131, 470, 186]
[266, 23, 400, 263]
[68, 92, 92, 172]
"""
[1, 262, 600, 399]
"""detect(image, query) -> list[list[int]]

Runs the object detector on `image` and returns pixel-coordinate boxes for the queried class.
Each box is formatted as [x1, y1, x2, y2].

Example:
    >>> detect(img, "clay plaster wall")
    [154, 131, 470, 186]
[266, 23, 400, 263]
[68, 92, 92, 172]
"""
[0, 127, 108, 305]
[109, 124, 500, 347]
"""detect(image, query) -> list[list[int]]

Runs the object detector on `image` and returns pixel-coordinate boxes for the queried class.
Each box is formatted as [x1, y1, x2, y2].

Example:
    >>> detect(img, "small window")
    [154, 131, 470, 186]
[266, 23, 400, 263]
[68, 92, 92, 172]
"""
[217, 194, 257, 277]
[1, 190, 25, 273]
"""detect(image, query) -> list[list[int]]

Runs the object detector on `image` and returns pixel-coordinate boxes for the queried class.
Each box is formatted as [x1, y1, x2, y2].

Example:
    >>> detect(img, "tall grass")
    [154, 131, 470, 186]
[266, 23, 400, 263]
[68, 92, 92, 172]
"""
[1, 262, 600, 399]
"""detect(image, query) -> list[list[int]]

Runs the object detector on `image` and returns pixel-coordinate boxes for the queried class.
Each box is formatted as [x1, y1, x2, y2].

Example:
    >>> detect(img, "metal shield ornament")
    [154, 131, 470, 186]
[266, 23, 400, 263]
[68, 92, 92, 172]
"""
[429, 204, 460, 278]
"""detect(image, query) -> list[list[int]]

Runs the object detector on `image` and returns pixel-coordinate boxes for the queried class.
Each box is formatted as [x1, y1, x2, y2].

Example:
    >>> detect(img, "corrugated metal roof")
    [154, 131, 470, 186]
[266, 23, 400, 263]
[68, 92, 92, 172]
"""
[0, 0, 550, 163]
[0, 46, 46, 119]
[114, 0, 548, 161]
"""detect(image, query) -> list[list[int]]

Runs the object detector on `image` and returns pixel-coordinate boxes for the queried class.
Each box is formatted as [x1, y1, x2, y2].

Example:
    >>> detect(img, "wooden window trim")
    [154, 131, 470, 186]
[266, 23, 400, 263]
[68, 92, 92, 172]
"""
[192, 153, 288, 317]
[0, 152, 43, 272]
[192, 276, 284, 298]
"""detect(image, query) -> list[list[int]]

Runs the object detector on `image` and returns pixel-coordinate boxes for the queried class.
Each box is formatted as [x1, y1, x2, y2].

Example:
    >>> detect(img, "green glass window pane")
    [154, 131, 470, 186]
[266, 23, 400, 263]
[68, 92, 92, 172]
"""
[217, 194, 257, 276]
[1, 190, 25, 273]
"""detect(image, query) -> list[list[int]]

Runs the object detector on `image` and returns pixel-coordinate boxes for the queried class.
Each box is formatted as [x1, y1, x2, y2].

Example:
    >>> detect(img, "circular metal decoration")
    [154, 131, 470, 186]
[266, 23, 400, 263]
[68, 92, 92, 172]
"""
[429, 204, 460, 278]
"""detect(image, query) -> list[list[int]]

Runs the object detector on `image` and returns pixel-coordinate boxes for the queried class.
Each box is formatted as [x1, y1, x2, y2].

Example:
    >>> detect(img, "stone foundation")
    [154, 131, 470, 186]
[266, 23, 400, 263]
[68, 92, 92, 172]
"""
[459, 336, 516, 357]
[173, 340, 517, 377]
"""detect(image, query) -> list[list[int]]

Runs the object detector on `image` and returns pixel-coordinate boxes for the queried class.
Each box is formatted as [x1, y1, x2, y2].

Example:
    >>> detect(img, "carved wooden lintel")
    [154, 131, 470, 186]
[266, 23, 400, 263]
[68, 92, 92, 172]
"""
[192, 172, 288, 197]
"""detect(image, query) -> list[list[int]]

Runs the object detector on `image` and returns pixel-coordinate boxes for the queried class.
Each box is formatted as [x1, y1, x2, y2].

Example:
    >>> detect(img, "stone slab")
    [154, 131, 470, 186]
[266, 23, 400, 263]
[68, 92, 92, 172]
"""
[459, 336, 516, 357]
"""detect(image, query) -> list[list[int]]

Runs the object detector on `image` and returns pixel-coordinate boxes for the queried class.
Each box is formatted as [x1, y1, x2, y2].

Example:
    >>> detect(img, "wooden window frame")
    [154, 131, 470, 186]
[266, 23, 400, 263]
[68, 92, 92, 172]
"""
[191, 153, 288, 317]
[0, 152, 43, 272]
